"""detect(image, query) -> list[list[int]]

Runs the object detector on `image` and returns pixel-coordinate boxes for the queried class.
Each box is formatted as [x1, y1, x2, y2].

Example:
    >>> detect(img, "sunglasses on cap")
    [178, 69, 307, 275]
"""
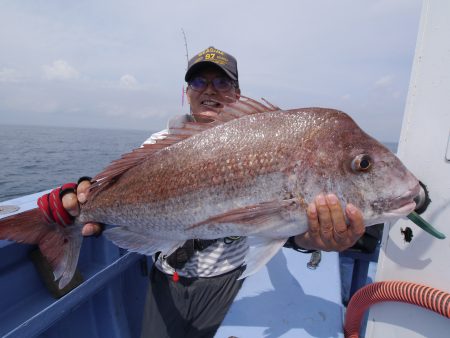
[188, 76, 236, 92]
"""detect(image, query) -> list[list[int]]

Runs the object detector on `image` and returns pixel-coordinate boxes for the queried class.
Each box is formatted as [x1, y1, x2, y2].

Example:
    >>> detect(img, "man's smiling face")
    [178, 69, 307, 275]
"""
[186, 64, 240, 119]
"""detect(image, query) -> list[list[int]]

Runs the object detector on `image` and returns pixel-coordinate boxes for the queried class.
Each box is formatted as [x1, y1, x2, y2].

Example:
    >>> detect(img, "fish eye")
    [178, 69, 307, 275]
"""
[351, 154, 372, 172]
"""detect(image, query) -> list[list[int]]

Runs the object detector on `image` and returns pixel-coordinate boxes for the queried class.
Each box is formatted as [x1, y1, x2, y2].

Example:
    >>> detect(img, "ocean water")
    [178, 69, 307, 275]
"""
[0, 125, 151, 202]
[0, 124, 398, 203]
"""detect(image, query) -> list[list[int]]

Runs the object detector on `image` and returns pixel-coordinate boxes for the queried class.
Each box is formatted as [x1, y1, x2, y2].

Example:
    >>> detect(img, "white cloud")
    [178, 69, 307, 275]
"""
[0, 68, 22, 83]
[375, 75, 394, 87]
[43, 60, 79, 80]
[119, 74, 139, 89]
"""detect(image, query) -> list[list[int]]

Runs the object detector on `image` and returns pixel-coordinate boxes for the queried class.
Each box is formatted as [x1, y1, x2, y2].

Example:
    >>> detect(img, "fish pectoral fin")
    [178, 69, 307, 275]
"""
[103, 227, 184, 256]
[190, 199, 299, 229]
[239, 237, 288, 279]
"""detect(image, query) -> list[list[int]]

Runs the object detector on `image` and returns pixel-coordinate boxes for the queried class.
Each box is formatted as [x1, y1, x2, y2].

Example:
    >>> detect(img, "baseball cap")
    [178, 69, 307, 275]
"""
[185, 46, 239, 86]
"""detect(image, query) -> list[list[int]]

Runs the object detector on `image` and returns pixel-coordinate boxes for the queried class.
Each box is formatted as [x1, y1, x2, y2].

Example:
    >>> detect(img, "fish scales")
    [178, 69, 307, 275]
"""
[79, 109, 341, 237]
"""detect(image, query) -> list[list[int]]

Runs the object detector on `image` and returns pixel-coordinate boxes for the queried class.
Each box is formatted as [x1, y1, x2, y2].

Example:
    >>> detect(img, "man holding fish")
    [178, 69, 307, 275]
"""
[55, 46, 366, 337]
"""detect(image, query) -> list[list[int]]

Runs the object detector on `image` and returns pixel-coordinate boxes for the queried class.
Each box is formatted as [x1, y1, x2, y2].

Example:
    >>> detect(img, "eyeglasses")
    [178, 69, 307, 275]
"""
[188, 77, 235, 92]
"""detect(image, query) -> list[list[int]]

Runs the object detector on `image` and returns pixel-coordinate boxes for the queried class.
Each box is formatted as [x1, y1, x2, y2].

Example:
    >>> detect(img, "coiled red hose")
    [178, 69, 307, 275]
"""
[344, 280, 450, 338]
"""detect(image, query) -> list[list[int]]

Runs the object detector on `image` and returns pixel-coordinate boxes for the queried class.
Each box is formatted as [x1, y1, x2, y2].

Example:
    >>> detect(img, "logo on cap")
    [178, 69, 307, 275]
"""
[193, 47, 229, 66]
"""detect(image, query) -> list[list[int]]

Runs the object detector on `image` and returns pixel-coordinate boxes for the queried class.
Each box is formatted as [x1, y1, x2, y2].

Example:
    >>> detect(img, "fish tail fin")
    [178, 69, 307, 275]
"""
[0, 208, 49, 243]
[0, 208, 83, 289]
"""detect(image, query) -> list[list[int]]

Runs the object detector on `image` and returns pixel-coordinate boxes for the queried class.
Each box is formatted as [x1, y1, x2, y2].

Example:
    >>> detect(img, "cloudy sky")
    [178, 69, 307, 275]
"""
[0, 0, 422, 142]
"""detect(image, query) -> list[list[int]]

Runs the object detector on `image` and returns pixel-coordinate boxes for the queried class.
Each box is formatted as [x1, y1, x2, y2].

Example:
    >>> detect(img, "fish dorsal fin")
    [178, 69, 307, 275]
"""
[90, 96, 280, 194]
[211, 95, 280, 123]
[90, 120, 212, 193]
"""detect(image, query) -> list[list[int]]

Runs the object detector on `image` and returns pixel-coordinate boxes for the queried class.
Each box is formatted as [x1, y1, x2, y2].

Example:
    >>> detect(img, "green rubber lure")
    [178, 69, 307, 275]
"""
[407, 211, 446, 239]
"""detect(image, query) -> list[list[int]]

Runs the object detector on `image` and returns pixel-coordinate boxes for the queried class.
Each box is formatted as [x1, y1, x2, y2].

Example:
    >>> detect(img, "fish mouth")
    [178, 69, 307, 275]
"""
[386, 184, 421, 216]
[387, 201, 417, 216]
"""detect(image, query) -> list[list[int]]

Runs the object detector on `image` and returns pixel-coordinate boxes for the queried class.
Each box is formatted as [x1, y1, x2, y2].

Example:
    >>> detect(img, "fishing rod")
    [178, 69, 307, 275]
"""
[181, 28, 189, 108]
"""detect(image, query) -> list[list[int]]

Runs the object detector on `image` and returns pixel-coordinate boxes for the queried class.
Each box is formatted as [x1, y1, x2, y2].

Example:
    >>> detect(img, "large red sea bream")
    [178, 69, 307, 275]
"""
[0, 97, 422, 288]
